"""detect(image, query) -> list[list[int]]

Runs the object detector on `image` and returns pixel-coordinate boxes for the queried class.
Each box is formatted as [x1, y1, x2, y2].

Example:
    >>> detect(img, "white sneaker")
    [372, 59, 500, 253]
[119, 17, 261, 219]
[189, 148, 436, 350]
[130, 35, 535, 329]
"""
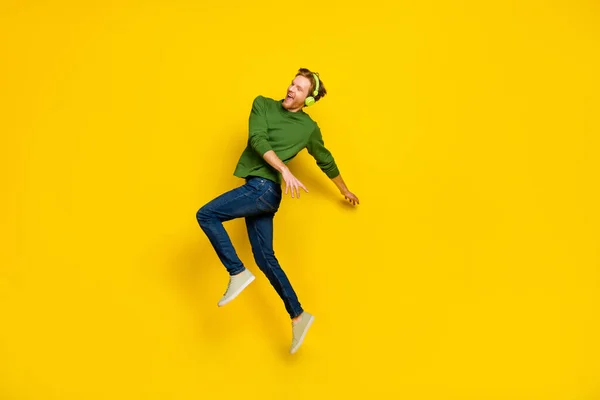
[217, 269, 255, 307]
[290, 312, 315, 354]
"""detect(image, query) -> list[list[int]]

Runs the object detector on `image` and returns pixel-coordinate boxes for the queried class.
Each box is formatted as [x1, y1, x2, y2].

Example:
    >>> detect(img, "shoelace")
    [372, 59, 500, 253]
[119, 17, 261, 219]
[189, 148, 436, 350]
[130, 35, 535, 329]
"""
[223, 278, 233, 295]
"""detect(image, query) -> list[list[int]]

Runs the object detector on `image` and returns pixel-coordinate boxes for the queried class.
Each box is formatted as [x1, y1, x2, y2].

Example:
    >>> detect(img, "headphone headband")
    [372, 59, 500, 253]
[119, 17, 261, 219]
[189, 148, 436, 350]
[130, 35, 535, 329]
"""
[304, 71, 321, 107]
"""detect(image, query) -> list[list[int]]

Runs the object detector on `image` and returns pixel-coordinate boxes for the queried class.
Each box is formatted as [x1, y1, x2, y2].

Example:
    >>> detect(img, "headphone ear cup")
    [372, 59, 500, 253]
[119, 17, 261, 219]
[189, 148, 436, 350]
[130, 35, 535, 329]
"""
[305, 96, 315, 106]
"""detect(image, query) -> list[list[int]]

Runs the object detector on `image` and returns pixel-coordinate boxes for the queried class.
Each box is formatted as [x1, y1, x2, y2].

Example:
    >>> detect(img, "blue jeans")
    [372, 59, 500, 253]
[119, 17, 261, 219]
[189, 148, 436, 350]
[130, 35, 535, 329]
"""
[196, 176, 304, 319]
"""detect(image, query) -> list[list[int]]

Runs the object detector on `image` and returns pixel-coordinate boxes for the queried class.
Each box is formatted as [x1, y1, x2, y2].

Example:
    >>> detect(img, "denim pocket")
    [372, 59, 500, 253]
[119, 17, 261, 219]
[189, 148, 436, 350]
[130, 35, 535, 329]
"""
[245, 177, 265, 191]
[256, 186, 281, 212]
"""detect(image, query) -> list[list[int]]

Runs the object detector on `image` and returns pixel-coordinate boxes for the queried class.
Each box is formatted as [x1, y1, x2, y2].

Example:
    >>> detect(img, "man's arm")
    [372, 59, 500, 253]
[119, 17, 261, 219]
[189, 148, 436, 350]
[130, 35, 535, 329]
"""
[261, 149, 287, 174]
[262, 150, 308, 199]
[331, 173, 359, 205]
[331, 173, 350, 194]
[305, 126, 340, 179]
[248, 96, 274, 156]
[306, 126, 359, 205]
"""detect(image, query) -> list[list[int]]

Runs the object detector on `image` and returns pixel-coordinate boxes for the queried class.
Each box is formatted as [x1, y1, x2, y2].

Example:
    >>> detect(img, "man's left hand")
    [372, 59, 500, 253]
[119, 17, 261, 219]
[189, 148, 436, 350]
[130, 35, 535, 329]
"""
[342, 190, 359, 206]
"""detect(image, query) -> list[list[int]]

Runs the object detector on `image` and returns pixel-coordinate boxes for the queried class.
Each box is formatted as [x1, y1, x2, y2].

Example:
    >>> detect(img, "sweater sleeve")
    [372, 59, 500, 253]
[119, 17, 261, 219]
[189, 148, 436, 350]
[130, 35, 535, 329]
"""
[248, 96, 273, 156]
[306, 124, 340, 179]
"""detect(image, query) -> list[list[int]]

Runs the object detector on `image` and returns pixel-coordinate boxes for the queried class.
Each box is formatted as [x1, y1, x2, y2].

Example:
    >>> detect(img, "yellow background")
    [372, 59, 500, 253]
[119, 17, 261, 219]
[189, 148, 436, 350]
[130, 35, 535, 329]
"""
[1, 0, 599, 399]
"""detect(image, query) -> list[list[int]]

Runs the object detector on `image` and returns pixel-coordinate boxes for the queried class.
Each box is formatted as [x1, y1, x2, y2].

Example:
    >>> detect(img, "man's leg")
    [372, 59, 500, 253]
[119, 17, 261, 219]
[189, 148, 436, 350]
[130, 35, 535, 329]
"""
[245, 213, 315, 354]
[196, 179, 267, 305]
[245, 213, 304, 319]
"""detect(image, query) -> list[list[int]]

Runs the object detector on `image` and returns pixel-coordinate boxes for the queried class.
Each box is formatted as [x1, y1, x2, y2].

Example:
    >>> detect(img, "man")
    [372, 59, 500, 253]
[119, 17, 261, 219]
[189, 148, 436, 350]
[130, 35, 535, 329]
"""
[196, 68, 359, 354]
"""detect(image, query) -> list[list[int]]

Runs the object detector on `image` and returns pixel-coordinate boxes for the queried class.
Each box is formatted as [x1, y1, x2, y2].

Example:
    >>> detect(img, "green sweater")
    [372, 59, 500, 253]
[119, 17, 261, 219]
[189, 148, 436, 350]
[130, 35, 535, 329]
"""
[233, 95, 340, 184]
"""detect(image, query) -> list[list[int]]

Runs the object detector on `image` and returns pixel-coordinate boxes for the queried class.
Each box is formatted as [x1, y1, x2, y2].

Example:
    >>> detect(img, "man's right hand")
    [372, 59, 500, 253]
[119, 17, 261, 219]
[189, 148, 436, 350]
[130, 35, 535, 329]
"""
[281, 166, 308, 199]
[261, 150, 308, 199]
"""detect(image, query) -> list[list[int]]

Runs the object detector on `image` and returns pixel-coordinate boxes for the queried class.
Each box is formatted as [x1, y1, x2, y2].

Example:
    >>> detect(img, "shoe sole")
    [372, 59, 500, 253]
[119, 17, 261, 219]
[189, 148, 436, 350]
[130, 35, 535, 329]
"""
[290, 314, 314, 354]
[217, 274, 255, 307]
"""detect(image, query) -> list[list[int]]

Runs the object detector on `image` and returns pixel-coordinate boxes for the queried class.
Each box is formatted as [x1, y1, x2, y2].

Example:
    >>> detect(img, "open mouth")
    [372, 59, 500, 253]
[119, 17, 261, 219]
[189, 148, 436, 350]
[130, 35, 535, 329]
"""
[286, 93, 294, 100]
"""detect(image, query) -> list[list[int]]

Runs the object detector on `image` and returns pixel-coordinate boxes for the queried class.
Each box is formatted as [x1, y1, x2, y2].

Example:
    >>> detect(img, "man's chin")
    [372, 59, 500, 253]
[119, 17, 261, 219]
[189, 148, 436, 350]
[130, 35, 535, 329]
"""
[282, 99, 295, 109]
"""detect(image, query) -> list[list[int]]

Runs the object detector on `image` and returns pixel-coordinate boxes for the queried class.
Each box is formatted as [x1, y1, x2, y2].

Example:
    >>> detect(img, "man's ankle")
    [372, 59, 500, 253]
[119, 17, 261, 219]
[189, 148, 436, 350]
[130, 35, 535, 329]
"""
[292, 313, 303, 325]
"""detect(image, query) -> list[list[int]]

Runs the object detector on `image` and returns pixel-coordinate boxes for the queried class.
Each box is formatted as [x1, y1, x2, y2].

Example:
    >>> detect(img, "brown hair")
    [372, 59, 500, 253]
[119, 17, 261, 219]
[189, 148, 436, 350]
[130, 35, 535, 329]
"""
[295, 68, 327, 103]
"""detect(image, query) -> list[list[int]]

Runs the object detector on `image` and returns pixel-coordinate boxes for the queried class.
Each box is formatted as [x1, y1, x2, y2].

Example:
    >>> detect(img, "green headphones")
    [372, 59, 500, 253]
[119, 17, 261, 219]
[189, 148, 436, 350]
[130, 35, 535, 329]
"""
[304, 73, 320, 107]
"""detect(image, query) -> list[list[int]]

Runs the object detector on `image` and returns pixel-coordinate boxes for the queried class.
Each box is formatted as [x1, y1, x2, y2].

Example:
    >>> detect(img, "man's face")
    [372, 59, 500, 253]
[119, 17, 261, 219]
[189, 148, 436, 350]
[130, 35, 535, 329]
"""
[282, 75, 312, 111]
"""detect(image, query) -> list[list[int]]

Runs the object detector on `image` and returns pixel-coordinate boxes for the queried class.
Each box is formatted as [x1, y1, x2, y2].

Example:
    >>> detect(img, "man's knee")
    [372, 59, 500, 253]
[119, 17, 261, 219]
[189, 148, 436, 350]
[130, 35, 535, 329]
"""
[251, 245, 278, 267]
[196, 206, 212, 226]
